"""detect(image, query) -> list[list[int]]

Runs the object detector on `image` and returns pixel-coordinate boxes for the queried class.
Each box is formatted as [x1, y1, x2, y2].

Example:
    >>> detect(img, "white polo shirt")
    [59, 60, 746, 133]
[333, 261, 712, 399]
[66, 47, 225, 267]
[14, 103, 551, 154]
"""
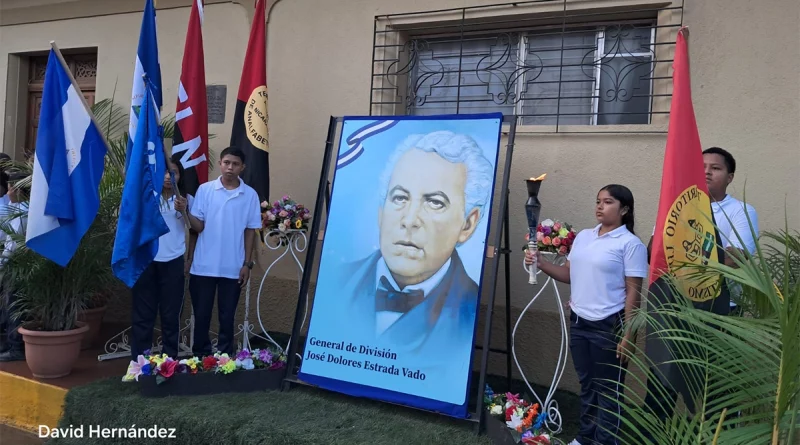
[154, 194, 194, 263]
[189, 177, 262, 279]
[568, 224, 649, 321]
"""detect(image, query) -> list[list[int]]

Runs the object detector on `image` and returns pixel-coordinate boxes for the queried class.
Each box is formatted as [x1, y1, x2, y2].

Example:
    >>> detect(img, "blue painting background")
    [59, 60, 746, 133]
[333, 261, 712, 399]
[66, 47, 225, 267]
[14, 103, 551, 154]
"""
[299, 114, 503, 415]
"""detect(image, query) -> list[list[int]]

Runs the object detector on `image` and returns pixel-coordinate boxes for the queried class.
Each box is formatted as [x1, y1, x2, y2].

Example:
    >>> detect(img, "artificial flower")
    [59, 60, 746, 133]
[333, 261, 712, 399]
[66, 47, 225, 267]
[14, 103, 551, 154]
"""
[506, 411, 524, 431]
[558, 246, 568, 255]
[278, 210, 288, 218]
[236, 350, 252, 361]
[141, 363, 152, 375]
[542, 236, 552, 246]
[236, 358, 255, 370]
[202, 356, 217, 371]
[219, 360, 236, 374]
[159, 360, 177, 378]
[536, 232, 544, 242]
[558, 227, 569, 238]
[541, 226, 552, 236]
[278, 223, 286, 232]
[260, 200, 269, 209]
[552, 222, 561, 232]
[295, 219, 303, 229]
[258, 349, 273, 364]
[490, 405, 503, 415]
[123, 355, 150, 382]
[552, 237, 562, 247]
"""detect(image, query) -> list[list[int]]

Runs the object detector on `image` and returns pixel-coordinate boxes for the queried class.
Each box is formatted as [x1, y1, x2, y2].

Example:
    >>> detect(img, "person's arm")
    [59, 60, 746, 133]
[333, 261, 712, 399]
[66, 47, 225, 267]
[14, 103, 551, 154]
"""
[238, 194, 264, 284]
[617, 276, 643, 363]
[186, 190, 206, 233]
[616, 241, 648, 363]
[647, 236, 653, 262]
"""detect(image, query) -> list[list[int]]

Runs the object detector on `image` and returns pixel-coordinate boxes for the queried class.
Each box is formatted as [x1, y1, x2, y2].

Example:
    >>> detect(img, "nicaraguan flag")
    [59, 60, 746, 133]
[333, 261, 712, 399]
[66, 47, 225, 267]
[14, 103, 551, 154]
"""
[112, 79, 169, 287]
[127, 0, 162, 169]
[25, 49, 107, 267]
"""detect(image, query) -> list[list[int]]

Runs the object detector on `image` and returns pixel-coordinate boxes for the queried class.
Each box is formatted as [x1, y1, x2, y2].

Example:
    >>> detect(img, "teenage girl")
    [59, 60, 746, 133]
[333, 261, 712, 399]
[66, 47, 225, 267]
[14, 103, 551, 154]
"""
[526, 184, 648, 445]
[130, 160, 193, 359]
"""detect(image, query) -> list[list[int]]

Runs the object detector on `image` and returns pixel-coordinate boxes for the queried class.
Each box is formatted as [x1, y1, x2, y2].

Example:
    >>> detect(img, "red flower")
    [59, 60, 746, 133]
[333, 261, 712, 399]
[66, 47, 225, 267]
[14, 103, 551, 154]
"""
[558, 245, 568, 255]
[158, 360, 177, 379]
[190, 366, 198, 375]
[562, 238, 572, 247]
[522, 435, 550, 445]
[202, 356, 217, 371]
[505, 406, 515, 421]
[567, 231, 576, 241]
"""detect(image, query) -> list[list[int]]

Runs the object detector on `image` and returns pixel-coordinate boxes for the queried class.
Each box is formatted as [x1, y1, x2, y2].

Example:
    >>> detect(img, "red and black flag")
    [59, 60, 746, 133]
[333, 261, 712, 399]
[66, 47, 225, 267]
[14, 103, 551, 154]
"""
[646, 27, 729, 412]
[171, 0, 209, 197]
[230, 0, 269, 202]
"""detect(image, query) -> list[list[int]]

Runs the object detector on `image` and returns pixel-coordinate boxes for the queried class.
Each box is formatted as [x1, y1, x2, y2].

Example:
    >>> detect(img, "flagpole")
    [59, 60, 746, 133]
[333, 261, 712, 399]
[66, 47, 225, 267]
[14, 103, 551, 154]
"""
[49, 41, 113, 158]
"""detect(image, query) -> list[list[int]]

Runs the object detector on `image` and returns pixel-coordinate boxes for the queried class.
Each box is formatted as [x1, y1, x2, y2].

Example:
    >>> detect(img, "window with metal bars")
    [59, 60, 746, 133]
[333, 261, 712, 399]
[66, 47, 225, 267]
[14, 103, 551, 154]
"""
[370, 1, 683, 131]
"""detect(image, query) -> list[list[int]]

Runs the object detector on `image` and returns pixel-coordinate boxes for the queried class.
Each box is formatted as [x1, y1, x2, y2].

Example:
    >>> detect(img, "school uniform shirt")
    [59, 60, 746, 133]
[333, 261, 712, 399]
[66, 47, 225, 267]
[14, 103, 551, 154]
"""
[154, 194, 194, 263]
[567, 224, 649, 321]
[189, 177, 262, 280]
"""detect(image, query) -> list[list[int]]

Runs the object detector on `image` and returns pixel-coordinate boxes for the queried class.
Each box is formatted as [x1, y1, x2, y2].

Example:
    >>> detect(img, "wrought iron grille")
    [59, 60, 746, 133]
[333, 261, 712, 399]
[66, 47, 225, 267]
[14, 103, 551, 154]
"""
[370, 0, 684, 132]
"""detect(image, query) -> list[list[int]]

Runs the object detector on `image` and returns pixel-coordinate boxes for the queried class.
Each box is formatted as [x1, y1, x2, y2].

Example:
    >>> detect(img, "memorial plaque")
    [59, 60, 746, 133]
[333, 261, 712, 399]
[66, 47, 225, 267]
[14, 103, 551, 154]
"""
[206, 85, 227, 124]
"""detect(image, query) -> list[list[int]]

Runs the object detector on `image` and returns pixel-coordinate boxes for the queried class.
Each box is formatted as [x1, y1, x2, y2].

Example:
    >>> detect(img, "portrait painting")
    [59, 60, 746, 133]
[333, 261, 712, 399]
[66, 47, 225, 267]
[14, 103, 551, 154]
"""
[299, 114, 503, 417]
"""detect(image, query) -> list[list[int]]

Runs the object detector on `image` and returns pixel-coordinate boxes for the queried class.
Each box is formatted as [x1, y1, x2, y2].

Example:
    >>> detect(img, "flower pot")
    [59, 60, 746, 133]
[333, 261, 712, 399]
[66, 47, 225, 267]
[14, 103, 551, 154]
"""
[77, 305, 107, 350]
[18, 322, 89, 379]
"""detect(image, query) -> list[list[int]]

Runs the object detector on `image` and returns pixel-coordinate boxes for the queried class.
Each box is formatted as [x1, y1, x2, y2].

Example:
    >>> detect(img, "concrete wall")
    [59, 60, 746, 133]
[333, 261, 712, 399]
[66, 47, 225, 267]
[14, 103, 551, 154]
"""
[1, 0, 798, 395]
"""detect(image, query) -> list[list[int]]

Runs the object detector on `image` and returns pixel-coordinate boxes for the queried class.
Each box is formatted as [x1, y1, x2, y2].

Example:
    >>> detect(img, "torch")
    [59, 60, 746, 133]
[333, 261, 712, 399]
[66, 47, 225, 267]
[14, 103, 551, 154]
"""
[525, 174, 546, 284]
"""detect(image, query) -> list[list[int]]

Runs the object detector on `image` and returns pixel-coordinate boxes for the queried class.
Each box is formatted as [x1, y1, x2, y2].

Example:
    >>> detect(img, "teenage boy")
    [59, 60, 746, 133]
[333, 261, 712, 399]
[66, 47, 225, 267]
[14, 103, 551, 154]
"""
[0, 172, 28, 362]
[186, 147, 261, 356]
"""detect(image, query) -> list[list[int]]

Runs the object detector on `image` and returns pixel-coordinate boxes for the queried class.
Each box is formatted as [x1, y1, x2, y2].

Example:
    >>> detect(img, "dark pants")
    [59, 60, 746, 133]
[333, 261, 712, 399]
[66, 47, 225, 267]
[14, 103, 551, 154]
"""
[131, 257, 185, 360]
[189, 274, 241, 356]
[0, 287, 23, 353]
[570, 310, 626, 445]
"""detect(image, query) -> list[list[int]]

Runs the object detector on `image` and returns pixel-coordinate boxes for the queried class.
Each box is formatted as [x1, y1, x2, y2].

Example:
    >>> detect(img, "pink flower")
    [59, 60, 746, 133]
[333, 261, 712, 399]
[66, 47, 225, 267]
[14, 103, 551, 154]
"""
[558, 245, 568, 255]
[260, 200, 269, 209]
[542, 236, 552, 246]
[302, 213, 311, 220]
[536, 232, 544, 242]
[552, 237, 562, 247]
[278, 210, 288, 218]
[267, 212, 276, 221]
[553, 222, 562, 232]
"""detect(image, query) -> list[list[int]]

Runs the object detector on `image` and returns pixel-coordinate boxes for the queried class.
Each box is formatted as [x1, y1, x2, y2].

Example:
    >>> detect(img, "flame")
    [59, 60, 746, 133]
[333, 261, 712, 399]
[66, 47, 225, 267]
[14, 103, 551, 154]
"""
[528, 173, 547, 181]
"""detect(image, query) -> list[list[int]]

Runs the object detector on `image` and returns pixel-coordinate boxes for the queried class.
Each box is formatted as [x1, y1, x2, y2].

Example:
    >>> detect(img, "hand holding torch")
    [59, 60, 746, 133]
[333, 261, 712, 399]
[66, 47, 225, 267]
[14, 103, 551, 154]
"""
[525, 174, 546, 284]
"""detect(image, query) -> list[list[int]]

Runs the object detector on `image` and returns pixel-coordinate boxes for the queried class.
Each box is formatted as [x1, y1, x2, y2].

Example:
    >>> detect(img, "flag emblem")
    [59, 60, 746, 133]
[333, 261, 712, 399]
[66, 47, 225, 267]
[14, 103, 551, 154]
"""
[662, 184, 721, 302]
[245, 85, 269, 151]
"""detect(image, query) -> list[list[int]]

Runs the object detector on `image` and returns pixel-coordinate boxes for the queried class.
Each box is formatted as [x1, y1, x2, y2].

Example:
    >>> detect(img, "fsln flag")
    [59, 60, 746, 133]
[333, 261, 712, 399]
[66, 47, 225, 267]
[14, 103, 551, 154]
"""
[171, 0, 209, 197]
[25, 47, 108, 267]
[127, 0, 162, 170]
[112, 78, 170, 288]
[646, 27, 729, 412]
[230, 0, 269, 202]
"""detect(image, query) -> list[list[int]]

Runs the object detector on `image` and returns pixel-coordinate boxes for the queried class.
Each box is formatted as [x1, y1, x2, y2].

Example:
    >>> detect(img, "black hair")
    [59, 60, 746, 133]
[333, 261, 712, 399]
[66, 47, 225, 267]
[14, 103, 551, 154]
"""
[167, 158, 187, 193]
[599, 184, 636, 235]
[703, 147, 736, 174]
[219, 146, 246, 164]
[0, 154, 11, 195]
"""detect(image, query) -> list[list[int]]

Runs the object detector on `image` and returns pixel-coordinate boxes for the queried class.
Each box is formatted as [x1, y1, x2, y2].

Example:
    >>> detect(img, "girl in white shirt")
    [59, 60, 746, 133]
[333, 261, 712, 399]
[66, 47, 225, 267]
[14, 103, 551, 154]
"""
[525, 184, 648, 445]
[130, 160, 193, 360]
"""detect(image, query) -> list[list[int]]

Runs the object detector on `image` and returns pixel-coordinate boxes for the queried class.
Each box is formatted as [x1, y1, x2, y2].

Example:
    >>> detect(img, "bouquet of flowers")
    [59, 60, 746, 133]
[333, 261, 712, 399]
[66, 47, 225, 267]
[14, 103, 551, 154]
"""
[524, 219, 577, 256]
[122, 348, 287, 385]
[261, 195, 312, 234]
[485, 385, 551, 444]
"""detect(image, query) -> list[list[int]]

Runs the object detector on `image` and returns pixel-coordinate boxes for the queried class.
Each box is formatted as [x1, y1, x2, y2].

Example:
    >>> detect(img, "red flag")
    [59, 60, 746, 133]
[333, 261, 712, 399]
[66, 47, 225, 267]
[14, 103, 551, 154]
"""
[230, 0, 269, 202]
[648, 28, 722, 302]
[646, 28, 729, 412]
[171, 0, 209, 196]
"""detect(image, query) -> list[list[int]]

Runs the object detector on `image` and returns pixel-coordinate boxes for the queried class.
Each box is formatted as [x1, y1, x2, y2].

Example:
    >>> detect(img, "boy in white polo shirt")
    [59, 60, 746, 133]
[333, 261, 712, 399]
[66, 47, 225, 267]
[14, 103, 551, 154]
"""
[186, 147, 261, 356]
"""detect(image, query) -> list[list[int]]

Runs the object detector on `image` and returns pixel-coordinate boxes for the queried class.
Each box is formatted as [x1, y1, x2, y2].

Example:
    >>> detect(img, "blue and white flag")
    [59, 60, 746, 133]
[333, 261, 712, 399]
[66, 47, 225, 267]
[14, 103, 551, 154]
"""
[112, 79, 169, 287]
[127, 0, 162, 170]
[336, 119, 397, 169]
[25, 49, 107, 267]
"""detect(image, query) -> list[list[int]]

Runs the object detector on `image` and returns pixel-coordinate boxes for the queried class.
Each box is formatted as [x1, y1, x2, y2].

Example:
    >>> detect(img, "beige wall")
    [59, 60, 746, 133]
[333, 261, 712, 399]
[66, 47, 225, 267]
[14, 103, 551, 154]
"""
[1, 0, 799, 395]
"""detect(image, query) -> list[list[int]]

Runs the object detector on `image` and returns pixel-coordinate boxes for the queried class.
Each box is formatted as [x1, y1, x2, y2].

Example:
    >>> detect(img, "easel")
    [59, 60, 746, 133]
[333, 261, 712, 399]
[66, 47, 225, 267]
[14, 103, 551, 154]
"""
[282, 115, 518, 436]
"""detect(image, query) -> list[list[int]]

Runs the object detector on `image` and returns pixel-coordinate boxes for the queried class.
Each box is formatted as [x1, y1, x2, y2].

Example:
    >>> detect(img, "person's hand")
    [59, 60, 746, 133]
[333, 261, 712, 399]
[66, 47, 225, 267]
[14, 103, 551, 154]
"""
[174, 196, 188, 212]
[238, 266, 251, 285]
[524, 249, 541, 266]
[616, 334, 633, 364]
[184, 257, 192, 275]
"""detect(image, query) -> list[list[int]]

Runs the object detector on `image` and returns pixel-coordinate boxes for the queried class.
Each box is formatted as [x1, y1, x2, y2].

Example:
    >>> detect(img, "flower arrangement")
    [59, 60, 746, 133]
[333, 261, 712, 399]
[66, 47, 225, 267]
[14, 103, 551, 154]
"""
[123, 348, 286, 384]
[524, 219, 577, 256]
[260, 195, 312, 234]
[485, 385, 551, 444]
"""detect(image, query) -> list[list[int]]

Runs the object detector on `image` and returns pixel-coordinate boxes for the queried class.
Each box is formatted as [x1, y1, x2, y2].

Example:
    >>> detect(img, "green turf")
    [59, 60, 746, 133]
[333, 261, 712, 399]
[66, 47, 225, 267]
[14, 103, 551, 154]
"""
[49, 372, 579, 445]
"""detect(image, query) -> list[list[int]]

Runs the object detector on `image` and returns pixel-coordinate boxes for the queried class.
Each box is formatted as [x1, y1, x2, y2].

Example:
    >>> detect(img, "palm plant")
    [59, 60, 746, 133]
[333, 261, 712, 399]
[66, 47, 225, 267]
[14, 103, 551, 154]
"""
[608, 221, 800, 444]
[0, 98, 185, 329]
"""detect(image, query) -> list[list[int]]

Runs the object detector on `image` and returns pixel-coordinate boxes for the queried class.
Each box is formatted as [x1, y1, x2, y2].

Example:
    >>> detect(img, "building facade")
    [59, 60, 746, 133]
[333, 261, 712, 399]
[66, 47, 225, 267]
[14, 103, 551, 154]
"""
[2, 0, 798, 393]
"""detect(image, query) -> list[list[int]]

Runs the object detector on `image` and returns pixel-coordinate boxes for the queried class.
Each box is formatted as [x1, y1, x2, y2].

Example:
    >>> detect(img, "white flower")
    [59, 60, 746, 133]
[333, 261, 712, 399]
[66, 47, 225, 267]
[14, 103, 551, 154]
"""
[490, 405, 503, 415]
[541, 218, 554, 226]
[506, 412, 523, 430]
[278, 223, 286, 232]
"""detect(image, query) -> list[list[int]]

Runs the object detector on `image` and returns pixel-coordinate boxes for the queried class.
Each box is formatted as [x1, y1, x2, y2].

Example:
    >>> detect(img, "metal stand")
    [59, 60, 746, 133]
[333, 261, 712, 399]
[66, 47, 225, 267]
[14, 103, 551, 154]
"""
[518, 252, 569, 434]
